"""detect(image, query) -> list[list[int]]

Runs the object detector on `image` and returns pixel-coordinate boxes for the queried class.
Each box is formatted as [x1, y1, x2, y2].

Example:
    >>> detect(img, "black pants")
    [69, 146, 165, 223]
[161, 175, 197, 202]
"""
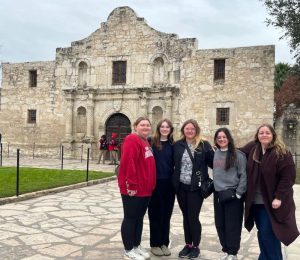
[214, 192, 244, 255]
[121, 195, 151, 251]
[176, 183, 204, 247]
[148, 179, 175, 247]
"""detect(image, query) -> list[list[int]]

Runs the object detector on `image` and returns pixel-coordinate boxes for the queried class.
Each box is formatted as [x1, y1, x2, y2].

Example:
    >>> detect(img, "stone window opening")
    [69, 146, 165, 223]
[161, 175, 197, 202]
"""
[76, 107, 87, 136]
[216, 108, 229, 125]
[112, 61, 127, 85]
[29, 70, 37, 87]
[214, 59, 225, 81]
[78, 61, 88, 86]
[153, 57, 165, 85]
[28, 109, 37, 124]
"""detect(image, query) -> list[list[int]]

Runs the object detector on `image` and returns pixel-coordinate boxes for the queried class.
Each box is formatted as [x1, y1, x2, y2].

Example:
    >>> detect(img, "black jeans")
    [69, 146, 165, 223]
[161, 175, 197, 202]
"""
[121, 195, 151, 251]
[148, 179, 175, 247]
[176, 183, 204, 247]
[214, 192, 244, 255]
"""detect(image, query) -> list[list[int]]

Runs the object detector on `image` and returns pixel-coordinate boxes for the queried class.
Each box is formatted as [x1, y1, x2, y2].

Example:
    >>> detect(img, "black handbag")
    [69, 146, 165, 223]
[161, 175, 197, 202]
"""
[200, 176, 214, 199]
[218, 188, 236, 203]
[185, 142, 214, 199]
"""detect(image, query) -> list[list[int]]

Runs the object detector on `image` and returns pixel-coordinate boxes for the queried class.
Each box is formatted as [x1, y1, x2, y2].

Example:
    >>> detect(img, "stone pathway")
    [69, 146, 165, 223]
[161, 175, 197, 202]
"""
[0, 156, 299, 259]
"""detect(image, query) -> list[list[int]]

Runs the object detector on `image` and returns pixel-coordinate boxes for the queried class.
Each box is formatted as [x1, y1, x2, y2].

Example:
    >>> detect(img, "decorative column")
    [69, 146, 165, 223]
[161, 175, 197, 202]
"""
[86, 94, 95, 141]
[64, 95, 74, 142]
[165, 90, 173, 120]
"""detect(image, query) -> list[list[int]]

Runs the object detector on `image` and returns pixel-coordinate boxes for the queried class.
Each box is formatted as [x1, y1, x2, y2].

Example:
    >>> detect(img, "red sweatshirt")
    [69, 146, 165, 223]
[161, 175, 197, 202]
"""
[118, 133, 156, 197]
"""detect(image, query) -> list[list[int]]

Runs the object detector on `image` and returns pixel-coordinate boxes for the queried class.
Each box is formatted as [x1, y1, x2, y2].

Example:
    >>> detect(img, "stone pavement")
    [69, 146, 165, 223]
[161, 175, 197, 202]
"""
[0, 157, 299, 259]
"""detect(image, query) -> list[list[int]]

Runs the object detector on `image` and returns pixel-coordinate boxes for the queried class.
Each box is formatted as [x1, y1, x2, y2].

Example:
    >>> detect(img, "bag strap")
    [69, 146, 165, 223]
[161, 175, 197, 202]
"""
[184, 142, 194, 164]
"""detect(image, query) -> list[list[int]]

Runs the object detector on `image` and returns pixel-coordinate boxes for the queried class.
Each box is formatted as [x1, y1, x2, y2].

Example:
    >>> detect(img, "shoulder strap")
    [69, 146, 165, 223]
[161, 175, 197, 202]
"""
[184, 142, 194, 164]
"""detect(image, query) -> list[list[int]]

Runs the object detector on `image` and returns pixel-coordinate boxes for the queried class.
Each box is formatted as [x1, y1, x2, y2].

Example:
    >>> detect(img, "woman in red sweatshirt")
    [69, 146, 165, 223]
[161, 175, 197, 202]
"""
[118, 116, 156, 260]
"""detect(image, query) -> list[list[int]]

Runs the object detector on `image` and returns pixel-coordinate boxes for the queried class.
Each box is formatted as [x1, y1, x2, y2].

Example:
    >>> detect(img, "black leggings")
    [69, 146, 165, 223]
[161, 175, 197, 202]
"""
[121, 195, 150, 250]
[176, 184, 204, 247]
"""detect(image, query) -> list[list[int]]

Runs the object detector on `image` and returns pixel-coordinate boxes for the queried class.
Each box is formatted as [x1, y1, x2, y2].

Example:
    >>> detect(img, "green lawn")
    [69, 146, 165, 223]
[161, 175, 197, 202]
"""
[0, 167, 114, 198]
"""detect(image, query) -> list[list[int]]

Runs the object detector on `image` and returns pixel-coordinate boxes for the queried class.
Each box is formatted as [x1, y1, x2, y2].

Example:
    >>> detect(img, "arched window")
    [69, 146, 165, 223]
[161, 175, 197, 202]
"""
[78, 61, 88, 86]
[152, 106, 163, 130]
[153, 57, 164, 85]
[76, 106, 87, 134]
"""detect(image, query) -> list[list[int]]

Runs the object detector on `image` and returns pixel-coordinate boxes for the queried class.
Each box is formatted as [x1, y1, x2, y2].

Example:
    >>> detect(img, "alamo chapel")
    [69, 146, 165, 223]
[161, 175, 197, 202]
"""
[0, 6, 274, 158]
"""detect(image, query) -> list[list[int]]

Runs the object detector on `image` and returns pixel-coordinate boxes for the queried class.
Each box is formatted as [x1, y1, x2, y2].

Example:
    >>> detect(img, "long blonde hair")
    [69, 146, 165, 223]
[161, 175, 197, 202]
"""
[180, 119, 204, 150]
[253, 123, 288, 161]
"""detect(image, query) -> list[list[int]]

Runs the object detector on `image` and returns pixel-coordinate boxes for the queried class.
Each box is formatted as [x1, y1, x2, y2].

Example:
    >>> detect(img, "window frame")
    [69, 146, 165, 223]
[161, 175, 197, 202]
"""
[29, 70, 37, 87]
[216, 108, 230, 125]
[27, 109, 37, 124]
[112, 61, 127, 85]
[214, 59, 225, 81]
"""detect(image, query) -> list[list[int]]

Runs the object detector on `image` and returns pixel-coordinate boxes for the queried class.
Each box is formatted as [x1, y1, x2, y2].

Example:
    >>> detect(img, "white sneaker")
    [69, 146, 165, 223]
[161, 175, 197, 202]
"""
[227, 255, 238, 260]
[219, 253, 228, 260]
[133, 246, 151, 259]
[124, 249, 145, 260]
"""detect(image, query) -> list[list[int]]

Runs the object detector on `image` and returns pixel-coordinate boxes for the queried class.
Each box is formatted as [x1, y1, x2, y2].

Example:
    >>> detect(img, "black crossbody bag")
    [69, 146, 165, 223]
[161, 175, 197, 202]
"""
[184, 142, 214, 199]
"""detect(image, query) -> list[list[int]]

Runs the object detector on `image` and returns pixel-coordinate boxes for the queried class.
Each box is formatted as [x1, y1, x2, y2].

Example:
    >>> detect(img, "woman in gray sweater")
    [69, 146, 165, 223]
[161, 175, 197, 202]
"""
[213, 128, 247, 260]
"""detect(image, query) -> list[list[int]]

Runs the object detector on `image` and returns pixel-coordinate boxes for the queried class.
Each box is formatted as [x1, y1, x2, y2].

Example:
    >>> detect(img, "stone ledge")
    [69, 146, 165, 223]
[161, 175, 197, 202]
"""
[0, 176, 117, 205]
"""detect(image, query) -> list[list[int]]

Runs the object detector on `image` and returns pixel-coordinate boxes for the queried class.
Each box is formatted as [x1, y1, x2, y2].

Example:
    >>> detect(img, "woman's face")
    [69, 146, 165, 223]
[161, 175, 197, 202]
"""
[257, 126, 273, 147]
[159, 121, 171, 138]
[183, 123, 196, 140]
[135, 120, 152, 139]
[216, 131, 229, 149]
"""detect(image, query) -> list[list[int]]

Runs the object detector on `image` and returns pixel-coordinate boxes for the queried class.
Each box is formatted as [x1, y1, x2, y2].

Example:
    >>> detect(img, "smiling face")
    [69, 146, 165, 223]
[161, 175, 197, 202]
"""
[216, 131, 229, 149]
[135, 119, 152, 139]
[159, 121, 171, 139]
[183, 123, 197, 141]
[257, 126, 273, 148]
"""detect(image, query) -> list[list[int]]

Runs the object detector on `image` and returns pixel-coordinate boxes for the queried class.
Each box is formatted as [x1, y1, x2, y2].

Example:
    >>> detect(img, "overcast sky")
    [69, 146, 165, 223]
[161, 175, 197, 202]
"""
[0, 0, 295, 65]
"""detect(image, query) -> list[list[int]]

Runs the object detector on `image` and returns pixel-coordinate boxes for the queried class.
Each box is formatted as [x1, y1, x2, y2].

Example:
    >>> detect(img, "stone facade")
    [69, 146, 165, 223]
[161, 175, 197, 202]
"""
[0, 6, 275, 158]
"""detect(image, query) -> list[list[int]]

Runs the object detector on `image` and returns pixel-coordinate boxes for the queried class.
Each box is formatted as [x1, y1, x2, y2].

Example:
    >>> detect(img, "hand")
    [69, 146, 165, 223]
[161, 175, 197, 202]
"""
[127, 189, 137, 196]
[272, 198, 282, 209]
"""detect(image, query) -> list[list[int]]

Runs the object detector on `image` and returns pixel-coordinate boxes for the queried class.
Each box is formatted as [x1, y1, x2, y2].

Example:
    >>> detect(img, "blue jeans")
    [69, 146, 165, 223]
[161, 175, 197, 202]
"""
[251, 204, 282, 260]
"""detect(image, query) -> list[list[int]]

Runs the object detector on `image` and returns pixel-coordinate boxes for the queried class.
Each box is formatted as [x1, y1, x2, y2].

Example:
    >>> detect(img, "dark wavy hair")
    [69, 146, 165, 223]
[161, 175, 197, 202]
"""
[214, 127, 236, 171]
[152, 118, 174, 150]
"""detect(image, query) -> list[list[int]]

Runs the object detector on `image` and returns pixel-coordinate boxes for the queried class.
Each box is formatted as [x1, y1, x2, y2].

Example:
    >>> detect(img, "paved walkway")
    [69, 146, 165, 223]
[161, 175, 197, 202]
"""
[0, 158, 299, 259]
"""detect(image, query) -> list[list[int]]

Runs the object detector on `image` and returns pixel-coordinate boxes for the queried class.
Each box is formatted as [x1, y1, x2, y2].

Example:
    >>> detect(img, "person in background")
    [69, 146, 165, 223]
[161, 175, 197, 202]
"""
[172, 119, 214, 259]
[148, 119, 175, 257]
[97, 134, 108, 164]
[118, 117, 156, 260]
[240, 123, 299, 260]
[108, 132, 119, 165]
[213, 128, 247, 260]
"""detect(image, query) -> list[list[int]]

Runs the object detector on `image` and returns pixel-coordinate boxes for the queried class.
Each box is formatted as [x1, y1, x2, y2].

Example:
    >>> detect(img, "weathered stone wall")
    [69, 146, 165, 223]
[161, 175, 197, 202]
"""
[0, 6, 275, 157]
[0, 61, 65, 147]
[179, 46, 275, 145]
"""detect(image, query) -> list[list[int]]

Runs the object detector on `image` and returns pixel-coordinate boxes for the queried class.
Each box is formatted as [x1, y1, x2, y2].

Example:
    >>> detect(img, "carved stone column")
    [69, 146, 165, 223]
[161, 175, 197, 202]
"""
[64, 96, 74, 141]
[165, 90, 173, 120]
[86, 96, 95, 141]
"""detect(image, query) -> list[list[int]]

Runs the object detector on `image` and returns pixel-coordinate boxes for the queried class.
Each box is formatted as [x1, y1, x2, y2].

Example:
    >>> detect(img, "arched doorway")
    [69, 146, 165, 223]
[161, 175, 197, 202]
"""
[106, 113, 132, 147]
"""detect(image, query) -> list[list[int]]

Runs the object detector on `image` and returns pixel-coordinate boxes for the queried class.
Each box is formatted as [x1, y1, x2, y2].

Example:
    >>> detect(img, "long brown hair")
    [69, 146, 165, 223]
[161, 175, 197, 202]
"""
[152, 118, 174, 150]
[253, 123, 288, 161]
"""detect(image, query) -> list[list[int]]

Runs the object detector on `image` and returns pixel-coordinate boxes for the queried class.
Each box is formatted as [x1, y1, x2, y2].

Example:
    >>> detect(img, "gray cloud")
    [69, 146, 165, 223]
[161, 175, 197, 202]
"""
[0, 0, 295, 64]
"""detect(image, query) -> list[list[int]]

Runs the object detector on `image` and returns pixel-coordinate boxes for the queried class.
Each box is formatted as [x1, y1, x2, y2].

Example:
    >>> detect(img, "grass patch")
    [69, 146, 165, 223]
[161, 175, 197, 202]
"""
[296, 168, 300, 185]
[0, 167, 114, 198]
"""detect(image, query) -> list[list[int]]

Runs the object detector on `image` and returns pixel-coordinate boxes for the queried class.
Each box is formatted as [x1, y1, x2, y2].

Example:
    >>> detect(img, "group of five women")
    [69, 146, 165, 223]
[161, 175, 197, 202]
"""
[117, 117, 299, 260]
